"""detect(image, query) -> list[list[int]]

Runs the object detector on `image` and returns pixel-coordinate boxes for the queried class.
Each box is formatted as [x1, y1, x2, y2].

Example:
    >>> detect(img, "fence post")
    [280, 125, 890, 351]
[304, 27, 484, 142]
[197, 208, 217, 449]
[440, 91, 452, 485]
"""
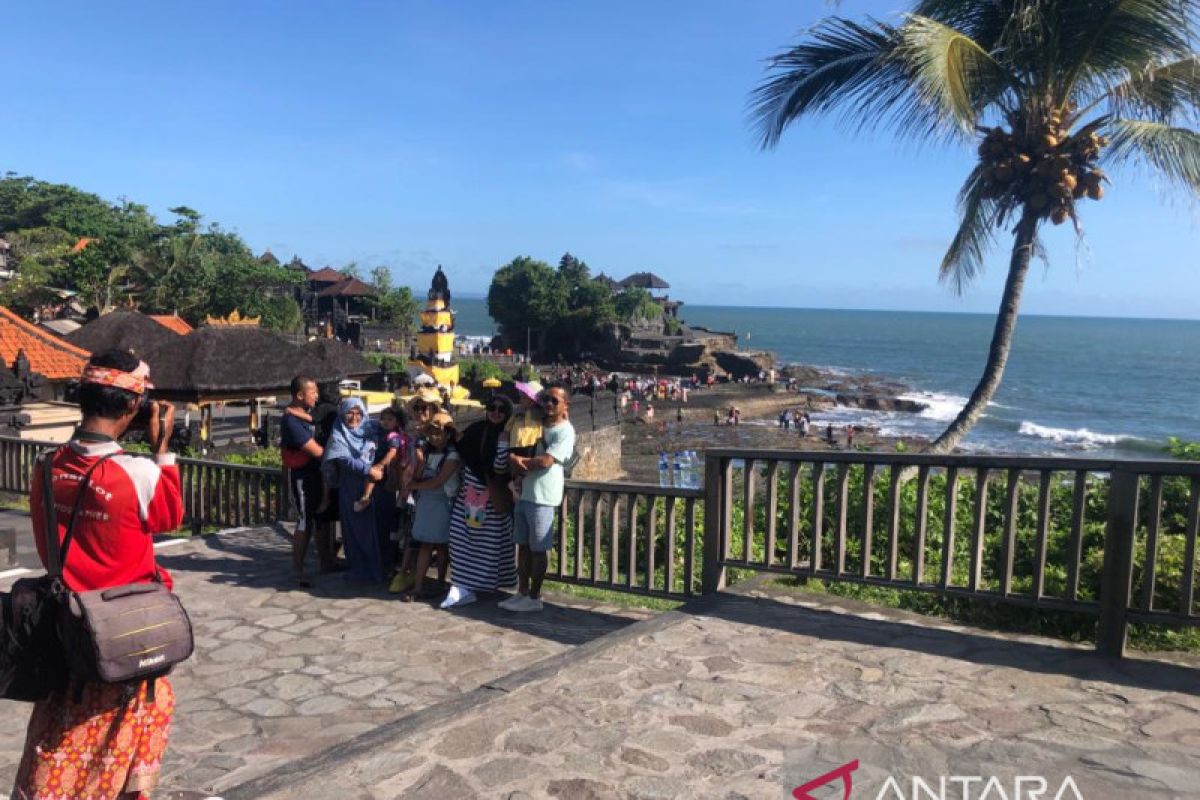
[701, 456, 727, 594]
[1097, 470, 1139, 658]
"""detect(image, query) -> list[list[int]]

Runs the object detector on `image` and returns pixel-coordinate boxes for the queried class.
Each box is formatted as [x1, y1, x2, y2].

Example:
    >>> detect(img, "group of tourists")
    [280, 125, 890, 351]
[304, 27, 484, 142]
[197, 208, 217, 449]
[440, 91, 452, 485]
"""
[281, 375, 576, 612]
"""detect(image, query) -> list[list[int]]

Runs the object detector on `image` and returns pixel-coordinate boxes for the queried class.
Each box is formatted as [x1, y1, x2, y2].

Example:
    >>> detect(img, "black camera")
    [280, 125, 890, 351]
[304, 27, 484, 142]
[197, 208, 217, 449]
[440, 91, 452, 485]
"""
[129, 395, 161, 430]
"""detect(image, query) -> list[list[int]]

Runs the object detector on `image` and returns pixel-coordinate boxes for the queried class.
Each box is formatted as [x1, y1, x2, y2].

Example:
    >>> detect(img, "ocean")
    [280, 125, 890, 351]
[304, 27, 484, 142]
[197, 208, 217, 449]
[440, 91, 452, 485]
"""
[451, 298, 1200, 458]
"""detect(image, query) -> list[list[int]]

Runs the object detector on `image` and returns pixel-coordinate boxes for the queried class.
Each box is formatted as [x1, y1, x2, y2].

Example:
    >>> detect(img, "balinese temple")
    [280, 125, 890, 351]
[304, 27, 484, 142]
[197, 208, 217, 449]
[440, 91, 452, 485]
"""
[415, 266, 458, 388]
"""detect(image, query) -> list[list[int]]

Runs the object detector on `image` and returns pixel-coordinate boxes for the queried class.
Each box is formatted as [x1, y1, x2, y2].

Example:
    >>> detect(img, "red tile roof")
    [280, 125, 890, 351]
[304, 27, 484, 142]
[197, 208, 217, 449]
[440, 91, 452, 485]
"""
[306, 267, 346, 283]
[0, 307, 90, 380]
[149, 314, 194, 335]
[317, 277, 376, 298]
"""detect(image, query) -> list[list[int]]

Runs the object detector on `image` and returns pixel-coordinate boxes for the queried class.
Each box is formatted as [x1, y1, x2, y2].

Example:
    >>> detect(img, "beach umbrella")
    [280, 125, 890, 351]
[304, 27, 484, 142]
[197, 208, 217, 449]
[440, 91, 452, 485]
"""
[481, 377, 502, 389]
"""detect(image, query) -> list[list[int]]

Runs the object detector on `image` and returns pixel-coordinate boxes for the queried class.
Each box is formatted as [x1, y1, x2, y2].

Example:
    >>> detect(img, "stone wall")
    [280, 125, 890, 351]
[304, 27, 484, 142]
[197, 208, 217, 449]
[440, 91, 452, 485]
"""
[571, 424, 623, 482]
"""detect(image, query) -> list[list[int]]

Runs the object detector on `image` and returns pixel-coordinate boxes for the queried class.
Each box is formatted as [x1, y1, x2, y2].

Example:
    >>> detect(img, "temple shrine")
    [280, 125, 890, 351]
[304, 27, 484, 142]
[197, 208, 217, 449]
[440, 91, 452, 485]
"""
[415, 266, 458, 388]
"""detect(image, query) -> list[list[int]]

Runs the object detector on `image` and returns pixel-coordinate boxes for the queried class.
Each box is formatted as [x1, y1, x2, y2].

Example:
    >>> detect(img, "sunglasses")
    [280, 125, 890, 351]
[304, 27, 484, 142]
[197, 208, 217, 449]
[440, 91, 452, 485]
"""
[540, 396, 562, 406]
[486, 404, 507, 413]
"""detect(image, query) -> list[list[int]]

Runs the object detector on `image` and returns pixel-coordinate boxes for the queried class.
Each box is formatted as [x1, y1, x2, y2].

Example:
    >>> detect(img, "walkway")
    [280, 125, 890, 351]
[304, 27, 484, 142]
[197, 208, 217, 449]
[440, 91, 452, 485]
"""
[1, 528, 1198, 799]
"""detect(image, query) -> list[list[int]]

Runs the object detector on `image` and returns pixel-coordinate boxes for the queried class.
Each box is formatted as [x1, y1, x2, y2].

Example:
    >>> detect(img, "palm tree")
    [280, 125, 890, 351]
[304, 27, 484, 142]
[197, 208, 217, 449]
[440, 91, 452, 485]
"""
[751, 0, 1200, 453]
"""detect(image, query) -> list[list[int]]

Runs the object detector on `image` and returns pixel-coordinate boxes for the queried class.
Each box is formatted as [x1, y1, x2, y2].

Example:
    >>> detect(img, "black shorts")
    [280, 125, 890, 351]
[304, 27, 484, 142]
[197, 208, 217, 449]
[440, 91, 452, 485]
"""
[287, 468, 323, 533]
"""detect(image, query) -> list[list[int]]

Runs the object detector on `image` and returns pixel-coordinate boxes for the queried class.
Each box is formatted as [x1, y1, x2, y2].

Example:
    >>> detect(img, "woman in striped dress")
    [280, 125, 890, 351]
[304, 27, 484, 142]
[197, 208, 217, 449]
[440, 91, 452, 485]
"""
[441, 396, 517, 608]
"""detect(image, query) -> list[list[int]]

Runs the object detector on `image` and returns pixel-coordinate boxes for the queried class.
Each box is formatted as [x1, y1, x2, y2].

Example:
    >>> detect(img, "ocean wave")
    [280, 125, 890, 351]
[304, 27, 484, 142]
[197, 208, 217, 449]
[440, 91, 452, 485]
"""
[1017, 421, 1132, 447]
[898, 391, 969, 422]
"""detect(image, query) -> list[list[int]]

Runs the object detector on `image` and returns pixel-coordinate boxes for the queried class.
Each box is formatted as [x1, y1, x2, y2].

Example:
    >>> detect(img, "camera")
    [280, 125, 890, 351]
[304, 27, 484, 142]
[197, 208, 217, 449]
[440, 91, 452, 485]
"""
[129, 395, 162, 430]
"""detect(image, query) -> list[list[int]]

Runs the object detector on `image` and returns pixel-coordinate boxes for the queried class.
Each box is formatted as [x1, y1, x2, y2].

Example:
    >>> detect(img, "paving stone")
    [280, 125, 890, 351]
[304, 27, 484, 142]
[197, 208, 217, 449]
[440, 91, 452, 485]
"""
[296, 693, 353, 716]
[241, 700, 292, 719]
[472, 756, 537, 786]
[669, 714, 734, 737]
[684, 748, 766, 777]
[547, 778, 621, 800]
[400, 765, 479, 800]
[619, 747, 671, 772]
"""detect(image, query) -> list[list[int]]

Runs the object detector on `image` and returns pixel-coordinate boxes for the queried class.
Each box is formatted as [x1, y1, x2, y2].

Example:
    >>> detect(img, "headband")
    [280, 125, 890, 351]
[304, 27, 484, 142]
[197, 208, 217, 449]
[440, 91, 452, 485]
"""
[81, 361, 152, 395]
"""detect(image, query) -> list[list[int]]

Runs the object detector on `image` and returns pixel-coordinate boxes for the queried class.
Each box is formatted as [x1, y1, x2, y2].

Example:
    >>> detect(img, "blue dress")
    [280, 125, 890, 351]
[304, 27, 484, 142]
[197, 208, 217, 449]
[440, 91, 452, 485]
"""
[412, 447, 458, 545]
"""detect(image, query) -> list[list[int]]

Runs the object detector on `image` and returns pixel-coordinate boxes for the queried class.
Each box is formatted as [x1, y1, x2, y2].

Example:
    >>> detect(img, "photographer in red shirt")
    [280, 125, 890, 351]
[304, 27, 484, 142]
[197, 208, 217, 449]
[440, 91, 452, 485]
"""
[17, 349, 183, 800]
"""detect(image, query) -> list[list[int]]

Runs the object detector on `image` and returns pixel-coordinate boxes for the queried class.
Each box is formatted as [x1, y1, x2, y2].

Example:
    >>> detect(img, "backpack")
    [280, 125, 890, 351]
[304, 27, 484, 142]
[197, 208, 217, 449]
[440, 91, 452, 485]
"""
[539, 432, 581, 479]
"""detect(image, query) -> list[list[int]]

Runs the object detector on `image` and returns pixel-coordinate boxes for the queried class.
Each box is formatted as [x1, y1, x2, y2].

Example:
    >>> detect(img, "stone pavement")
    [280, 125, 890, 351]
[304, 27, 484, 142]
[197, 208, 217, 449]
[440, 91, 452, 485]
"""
[227, 588, 1200, 800]
[0, 527, 651, 796]
[2, 528, 1199, 799]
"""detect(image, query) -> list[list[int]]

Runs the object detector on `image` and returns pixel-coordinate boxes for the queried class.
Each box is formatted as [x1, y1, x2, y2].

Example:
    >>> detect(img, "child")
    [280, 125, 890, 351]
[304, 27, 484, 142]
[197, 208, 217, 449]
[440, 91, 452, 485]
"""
[504, 382, 544, 499]
[353, 406, 405, 512]
[396, 412, 460, 601]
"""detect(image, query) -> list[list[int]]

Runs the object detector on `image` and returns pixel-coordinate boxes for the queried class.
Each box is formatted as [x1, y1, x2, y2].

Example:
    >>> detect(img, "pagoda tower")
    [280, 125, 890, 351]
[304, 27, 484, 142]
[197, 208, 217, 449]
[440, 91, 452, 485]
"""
[416, 266, 458, 387]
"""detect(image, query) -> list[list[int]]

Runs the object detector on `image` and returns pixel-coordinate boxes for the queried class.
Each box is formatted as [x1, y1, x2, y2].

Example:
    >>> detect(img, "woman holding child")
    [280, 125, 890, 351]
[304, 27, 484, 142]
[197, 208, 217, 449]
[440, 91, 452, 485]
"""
[321, 397, 391, 583]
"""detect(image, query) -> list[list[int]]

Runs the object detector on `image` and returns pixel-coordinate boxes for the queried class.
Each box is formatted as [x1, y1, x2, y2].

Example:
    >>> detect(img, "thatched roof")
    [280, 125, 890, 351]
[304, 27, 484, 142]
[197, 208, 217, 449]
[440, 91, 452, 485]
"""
[143, 326, 339, 401]
[302, 338, 378, 379]
[594, 272, 621, 291]
[619, 272, 670, 290]
[258, 250, 280, 265]
[65, 311, 179, 359]
[317, 277, 376, 298]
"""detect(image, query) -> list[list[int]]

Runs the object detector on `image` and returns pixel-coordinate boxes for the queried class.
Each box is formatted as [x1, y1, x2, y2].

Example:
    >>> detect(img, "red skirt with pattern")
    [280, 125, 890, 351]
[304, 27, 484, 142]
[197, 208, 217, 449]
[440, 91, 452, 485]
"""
[12, 677, 174, 800]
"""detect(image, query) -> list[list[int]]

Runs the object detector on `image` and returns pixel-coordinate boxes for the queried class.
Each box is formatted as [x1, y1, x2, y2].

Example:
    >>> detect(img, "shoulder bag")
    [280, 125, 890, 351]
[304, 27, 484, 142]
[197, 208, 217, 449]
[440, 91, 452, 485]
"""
[45, 451, 195, 686]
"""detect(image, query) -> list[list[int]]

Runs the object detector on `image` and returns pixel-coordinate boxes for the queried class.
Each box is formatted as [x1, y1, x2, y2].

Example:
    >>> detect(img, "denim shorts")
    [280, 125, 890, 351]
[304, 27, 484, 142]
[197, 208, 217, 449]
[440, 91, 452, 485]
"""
[513, 500, 557, 552]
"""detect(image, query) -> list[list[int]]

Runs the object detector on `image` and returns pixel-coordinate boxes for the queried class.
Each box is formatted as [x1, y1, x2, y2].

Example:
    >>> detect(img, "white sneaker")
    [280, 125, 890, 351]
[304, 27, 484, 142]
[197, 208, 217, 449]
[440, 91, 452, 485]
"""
[439, 585, 477, 609]
[510, 595, 543, 613]
[498, 595, 524, 611]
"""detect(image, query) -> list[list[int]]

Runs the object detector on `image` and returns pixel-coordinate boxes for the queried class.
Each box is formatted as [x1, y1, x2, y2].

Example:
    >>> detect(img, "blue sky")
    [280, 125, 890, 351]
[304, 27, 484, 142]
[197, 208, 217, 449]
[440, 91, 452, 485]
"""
[4, 1, 1198, 317]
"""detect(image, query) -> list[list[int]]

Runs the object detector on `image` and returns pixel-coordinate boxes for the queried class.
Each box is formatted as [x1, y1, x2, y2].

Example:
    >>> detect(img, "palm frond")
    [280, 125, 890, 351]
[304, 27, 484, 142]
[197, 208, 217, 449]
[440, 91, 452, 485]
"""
[896, 15, 1017, 135]
[750, 17, 941, 147]
[1107, 56, 1200, 122]
[1104, 118, 1200, 193]
[1059, 0, 1195, 97]
[939, 165, 1000, 295]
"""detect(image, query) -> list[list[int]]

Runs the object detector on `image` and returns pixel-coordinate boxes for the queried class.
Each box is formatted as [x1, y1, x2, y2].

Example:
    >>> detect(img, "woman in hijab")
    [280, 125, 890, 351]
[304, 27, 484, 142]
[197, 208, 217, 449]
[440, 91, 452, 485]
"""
[442, 394, 517, 608]
[322, 398, 388, 583]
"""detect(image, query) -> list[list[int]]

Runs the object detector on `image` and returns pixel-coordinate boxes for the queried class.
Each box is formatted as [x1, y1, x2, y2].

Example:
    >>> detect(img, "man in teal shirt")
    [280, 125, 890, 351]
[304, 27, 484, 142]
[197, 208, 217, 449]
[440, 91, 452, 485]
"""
[501, 383, 574, 612]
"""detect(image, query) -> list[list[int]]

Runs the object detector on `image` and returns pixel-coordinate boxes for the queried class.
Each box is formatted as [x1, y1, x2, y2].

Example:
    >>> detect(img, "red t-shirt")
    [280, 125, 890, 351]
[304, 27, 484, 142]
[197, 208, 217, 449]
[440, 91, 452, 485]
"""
[29, 440, 184, 592]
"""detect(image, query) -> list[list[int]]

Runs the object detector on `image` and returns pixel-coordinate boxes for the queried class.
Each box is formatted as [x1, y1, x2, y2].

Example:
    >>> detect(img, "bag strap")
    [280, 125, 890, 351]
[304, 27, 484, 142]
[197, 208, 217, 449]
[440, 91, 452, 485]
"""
[41, 448, 117, 580]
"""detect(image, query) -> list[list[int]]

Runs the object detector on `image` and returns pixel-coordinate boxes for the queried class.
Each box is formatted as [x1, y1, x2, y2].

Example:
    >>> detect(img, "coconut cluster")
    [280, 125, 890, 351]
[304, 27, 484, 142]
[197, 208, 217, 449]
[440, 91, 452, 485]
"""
[977, 108, 1107, 225]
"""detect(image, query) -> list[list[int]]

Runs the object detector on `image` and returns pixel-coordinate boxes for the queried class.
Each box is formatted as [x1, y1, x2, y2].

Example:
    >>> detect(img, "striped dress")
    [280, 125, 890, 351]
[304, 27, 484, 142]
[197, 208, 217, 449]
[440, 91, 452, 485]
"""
[447, 448, 517, 592]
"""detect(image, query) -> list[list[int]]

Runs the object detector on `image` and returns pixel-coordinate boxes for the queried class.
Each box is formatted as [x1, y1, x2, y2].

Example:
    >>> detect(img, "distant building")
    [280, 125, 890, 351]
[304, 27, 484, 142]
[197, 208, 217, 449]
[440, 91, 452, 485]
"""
[614, 271, 681, 319]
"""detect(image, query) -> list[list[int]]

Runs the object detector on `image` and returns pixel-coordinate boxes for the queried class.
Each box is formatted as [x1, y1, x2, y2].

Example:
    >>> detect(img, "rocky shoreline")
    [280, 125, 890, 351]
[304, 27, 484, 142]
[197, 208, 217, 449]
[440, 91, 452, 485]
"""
[615, 368, 931, 482]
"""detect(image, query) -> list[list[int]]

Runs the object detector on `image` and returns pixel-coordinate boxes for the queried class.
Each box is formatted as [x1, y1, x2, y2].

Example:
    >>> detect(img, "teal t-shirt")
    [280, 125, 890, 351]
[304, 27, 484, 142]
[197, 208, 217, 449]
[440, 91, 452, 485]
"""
[521, 420, 576, 507]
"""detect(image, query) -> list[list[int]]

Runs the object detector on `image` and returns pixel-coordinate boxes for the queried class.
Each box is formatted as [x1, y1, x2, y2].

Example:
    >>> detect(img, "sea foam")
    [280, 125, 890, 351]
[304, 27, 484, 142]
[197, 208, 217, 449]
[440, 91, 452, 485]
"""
[898, 392, 969, 422]
[1017, 421, 1130, 447]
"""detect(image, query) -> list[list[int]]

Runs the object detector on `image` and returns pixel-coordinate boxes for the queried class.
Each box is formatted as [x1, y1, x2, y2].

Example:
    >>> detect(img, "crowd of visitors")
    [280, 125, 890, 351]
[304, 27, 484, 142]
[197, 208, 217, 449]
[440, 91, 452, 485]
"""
[282, 375, 576, 612]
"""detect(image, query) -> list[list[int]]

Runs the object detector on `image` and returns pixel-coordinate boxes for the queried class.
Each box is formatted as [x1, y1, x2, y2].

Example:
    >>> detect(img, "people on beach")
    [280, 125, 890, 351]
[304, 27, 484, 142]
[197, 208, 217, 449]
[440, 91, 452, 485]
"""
[19, 349, 183, 800]
[502, 384, 574, 613]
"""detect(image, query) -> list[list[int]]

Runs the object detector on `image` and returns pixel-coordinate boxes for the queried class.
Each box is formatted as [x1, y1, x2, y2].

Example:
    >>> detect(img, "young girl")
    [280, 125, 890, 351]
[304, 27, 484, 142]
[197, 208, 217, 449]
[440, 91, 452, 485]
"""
[398, 412, 460, 601]
[353, 406, 406, 512]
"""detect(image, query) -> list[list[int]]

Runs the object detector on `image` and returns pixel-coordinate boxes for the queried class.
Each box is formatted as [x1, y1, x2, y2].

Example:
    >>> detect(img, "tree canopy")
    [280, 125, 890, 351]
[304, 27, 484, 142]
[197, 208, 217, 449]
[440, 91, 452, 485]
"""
[487, 252, 668, 358]
[0, 174, 415, 335]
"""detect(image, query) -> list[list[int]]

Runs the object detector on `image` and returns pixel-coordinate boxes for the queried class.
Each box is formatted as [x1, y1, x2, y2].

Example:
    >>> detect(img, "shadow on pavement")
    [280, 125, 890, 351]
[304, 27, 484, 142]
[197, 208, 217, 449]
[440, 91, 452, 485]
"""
[156, 527, 642, 648]
[691, 589, 1200, 696]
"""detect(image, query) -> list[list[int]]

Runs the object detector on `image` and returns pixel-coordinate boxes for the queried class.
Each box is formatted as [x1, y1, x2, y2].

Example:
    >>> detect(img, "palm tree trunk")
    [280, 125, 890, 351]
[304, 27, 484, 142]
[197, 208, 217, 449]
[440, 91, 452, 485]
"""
[926, 208, 1040, 455]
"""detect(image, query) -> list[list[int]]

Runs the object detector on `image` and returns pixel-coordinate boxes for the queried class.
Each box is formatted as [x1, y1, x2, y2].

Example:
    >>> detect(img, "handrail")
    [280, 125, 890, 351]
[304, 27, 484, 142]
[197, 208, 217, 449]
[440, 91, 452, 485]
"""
[704, 447, 1200, 476]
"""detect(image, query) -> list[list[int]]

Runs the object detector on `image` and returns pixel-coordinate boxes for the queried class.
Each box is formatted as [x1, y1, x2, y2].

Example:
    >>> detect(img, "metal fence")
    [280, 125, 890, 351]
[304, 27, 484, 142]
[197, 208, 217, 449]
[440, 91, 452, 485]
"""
[5, 432, 1198, 657]
[703, 449, 1200, 657]
[0, 436, 290, 534]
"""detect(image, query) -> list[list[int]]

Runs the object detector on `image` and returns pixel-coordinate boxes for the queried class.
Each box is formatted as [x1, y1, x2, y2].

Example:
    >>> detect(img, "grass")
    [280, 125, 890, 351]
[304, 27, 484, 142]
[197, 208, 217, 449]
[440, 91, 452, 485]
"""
[763, 575, 1200, 654]
[544, 580, 683, 612]
[0, 493, 30, 513]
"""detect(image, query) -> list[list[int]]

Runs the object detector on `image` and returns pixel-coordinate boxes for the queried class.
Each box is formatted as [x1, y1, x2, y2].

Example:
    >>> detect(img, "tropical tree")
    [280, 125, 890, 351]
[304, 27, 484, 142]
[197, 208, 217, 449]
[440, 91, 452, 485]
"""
[751, 0, 1200, 453]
